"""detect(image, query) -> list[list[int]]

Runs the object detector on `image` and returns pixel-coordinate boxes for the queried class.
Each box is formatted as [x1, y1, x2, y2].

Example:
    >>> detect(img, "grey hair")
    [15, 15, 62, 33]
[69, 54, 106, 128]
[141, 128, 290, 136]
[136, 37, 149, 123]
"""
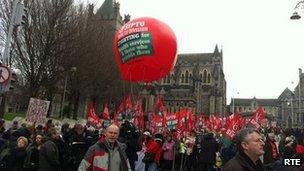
[234, 127, 260, 150]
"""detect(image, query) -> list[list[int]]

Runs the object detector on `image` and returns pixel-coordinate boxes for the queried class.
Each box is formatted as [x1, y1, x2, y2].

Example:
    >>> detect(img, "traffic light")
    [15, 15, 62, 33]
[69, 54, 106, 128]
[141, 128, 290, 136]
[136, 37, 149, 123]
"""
[13, 2, 27, 26]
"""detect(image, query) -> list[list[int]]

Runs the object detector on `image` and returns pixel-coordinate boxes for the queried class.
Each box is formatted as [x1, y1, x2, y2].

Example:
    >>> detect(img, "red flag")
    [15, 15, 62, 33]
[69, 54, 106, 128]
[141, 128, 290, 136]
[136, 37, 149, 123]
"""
[102, 103, 110, 120]
[225, 112, 242, 139]
[125, 95, 133, 110]
[249, 107, 266, 128]
[155, 95, 167, 114]
[134, 96, 144, 131]
[87, 102, 102, 129]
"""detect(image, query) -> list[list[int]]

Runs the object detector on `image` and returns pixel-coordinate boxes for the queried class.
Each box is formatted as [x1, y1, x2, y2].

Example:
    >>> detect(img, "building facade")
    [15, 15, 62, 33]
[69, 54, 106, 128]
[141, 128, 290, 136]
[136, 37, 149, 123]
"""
[142, 46, 227, 115]
[229, 97, 279, 120]
[278, 68, 304, 128]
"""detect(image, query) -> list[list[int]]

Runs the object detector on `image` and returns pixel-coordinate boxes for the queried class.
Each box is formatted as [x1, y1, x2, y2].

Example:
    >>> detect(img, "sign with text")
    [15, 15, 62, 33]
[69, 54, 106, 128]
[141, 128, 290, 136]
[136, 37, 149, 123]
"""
[26, 98, 50, 125]
[118, 32, 153, 63]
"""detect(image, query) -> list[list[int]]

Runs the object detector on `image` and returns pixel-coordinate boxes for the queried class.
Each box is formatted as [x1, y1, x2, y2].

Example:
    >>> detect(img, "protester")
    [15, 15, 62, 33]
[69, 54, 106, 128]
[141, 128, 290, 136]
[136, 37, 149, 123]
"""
[223, 128, 265, 171]
[24, 133, 44, 171]
[7, 136, 28, 171]
[78, 124, 131, 171]
[38, 128, 61, 171]
[197, 132, 219, 171]
[263, 132, 279, 171]
[161, 134, 175, 171]
[144, 133, 163, 171]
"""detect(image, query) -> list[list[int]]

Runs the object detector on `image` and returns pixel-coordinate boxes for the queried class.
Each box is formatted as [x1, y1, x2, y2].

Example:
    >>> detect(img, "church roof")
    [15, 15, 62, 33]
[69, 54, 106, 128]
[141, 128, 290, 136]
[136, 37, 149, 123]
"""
[233, 98, 278, 106]
[278, 88, 294, 101]
[177, 53, 214, 64]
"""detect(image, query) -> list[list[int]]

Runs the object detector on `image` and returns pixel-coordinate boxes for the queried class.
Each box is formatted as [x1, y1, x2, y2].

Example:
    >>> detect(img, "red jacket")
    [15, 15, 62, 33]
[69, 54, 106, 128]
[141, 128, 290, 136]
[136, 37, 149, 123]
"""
[296, 144, 304, 154]
[146, 140, 163, 164]
[78, 136, 131, 171]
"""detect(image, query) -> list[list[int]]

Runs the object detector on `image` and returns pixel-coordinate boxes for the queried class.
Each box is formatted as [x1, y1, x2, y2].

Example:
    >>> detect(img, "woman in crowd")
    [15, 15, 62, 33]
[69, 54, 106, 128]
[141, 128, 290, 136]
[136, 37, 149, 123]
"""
[7, 136, 28, 171]
[24, 133, 44, 171]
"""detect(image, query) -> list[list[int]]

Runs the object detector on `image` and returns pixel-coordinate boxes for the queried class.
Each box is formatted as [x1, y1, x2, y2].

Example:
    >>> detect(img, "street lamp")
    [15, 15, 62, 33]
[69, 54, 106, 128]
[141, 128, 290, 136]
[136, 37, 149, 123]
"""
[290, 1, 304, 20]
[60, 66, 77, 119]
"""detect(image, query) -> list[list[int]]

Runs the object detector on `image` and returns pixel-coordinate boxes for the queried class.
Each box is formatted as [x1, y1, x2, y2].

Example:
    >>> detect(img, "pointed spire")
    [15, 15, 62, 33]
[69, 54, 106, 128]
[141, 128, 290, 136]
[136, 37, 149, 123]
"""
[213, 44, 220, 57]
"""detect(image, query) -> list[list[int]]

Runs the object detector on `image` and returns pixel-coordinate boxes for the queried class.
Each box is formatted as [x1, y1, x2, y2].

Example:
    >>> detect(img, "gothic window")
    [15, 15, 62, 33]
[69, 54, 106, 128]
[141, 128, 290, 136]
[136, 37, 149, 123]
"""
[181, 74, 185, 84]
[185, 70, 189, 83]
[200, 73, 203, 81]
[203, 70, 207, 83]
[166, 74, 171, 84]
[207, 73, 211, 83]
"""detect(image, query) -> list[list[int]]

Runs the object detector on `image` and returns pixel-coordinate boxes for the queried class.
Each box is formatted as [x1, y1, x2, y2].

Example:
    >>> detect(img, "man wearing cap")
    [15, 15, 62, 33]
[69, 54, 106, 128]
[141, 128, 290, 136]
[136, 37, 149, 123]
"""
[223, 128, 265, 171]
[78, 124, 131, 171]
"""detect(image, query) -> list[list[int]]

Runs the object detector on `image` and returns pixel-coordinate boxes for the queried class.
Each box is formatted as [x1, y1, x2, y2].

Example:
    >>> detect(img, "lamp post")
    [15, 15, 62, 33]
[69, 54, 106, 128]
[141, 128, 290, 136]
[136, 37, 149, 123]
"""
[299, 68, 302, 126]
[60, 67, 77, 119]
[290, 1, 304, 20]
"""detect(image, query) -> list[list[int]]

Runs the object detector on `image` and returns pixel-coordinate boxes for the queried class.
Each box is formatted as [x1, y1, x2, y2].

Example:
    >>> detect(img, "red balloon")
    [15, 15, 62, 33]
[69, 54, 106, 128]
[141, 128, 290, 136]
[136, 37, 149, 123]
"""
[113, 17, 177, 82]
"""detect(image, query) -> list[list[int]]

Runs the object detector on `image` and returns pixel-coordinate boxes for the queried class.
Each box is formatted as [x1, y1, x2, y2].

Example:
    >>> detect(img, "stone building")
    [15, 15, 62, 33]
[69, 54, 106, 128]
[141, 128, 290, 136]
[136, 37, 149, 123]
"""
[141, 45, 227, 115]
[229, 97, 279, 120]
[278, 68, 304, 128]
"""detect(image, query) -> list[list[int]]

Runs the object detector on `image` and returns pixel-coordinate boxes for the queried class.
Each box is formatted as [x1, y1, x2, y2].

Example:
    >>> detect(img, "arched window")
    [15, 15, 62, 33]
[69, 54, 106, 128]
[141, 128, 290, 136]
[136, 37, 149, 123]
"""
[203, 70, 207, 83]
[185, 70, 189, 83]
[181, 74, 185, 83]
[207, 73, 211, 83]
[166, 74, 170, 83]
[200, 73, 203, 81]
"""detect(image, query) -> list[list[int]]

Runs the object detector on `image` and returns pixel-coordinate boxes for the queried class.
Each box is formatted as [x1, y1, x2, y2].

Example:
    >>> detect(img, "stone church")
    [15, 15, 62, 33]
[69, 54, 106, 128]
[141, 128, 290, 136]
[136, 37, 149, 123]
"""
[82, 0, 227, 117]
[141, 46, 227, 115]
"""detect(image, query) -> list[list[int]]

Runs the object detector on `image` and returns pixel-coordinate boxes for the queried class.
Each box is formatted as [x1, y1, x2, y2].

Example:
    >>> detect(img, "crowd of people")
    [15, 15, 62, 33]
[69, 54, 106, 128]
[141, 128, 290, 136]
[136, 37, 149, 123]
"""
[0, 118, 304, 171]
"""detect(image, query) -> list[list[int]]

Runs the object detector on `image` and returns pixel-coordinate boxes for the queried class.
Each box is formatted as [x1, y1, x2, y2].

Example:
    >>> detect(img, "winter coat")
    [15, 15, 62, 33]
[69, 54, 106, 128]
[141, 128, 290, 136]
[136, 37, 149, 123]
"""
[263, 138, 279, 164]
[223, 150, 265, 171]
[23, 145, 40, 171]
[7, 147, 27, 171]
[69, 133, 89, 171]
[38, 137, 61, 171]
[198, 133, 219, 164]
[78, 136, 131, 171]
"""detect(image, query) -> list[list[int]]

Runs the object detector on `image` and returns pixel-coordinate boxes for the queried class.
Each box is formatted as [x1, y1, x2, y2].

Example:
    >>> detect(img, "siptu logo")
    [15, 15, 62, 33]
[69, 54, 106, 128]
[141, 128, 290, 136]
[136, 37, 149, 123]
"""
[283, 159, 301, 166]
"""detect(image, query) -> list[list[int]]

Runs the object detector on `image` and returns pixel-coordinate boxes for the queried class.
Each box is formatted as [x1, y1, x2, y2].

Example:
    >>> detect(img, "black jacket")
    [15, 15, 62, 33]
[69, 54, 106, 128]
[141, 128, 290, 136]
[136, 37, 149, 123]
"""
[223, 150, 265, 171]
[7, 147, 27, 171]
[38, 137, 61, 171]
[198, 133, 219, 164]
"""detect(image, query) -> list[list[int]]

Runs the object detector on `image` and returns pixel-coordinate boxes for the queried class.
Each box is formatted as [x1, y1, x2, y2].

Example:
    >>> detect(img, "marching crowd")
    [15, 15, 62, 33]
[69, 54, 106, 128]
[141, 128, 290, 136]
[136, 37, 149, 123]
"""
[0, 118, 304, 171]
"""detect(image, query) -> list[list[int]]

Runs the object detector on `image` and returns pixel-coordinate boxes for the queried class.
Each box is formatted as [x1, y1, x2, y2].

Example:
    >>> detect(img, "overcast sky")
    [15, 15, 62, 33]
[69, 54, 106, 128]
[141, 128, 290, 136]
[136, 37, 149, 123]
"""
[86, 0, 304, 103]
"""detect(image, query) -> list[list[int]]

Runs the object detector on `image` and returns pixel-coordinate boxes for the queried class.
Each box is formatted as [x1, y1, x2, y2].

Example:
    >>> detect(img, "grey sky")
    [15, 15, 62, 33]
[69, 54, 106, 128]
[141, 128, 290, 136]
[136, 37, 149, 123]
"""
[87, 0, 304, 103]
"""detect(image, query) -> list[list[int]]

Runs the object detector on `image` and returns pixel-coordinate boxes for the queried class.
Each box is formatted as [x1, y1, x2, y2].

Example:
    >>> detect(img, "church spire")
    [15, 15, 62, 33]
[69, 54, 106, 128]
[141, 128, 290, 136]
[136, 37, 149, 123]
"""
[213, 44, 220, 57]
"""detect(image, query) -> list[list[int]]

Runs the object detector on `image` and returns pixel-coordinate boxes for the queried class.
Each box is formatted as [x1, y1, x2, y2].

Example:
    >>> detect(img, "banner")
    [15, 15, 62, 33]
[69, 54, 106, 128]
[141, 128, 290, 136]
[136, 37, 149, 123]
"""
[87, 102, 102, 129]
[26, 98, 50, 125]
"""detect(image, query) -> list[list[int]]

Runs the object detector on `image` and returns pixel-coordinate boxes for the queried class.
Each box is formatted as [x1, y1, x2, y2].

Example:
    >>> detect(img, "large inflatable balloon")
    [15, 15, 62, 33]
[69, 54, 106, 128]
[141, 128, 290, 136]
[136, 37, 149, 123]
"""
[113, 17, 177, 82]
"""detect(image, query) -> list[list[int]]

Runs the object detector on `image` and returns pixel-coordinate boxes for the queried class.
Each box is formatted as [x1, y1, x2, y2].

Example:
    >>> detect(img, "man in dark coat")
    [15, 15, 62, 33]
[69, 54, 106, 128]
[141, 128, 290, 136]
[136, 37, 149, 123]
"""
[197, 132, 219, 171]
[38, 128, 61, 171]
[263, 133, 279, 171]
[223, 128, 265, 171]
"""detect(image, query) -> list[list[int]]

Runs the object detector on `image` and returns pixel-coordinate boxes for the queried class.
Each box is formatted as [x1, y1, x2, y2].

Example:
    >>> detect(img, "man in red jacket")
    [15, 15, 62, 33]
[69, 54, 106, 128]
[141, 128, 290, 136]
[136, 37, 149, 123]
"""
[78, 124, 131, 171]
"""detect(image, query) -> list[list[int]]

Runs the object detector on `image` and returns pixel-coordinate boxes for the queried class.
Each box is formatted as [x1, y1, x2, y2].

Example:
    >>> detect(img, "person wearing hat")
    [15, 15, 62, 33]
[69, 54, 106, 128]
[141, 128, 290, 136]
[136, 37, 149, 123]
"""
[7, 136, 29, 171]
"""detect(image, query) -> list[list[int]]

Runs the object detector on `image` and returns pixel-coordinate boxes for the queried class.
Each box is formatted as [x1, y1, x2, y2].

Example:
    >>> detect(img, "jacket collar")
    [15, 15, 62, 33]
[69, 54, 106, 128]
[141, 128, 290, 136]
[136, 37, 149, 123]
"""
[236, 150, 264, 171]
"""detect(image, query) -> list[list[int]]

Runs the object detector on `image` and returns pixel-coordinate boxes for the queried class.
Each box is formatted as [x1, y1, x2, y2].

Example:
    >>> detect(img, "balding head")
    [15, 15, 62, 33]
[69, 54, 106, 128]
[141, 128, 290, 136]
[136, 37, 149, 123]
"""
[105, 124, 120, 143]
